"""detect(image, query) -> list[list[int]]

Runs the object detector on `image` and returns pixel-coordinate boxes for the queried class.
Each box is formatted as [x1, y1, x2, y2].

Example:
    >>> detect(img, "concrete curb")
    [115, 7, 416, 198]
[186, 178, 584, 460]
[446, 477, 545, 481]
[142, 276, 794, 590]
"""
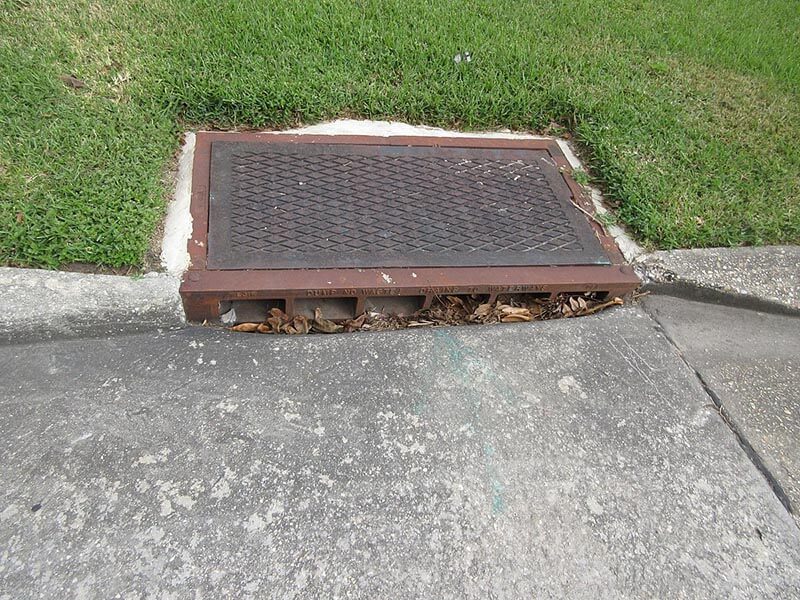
[636, 246, 800, 316]
[0, 268, 185, 344]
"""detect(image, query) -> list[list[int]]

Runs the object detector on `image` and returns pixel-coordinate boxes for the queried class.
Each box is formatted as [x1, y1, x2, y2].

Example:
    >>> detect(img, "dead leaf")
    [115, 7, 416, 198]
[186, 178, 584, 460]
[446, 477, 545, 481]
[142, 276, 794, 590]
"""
[312, 307, 343, 333]
[581, 297, 624, 315]
[446, 296, 466, 309]
[407, 320, 435, 327]
[269, 307, 289, 320]
[231, 322, 259, 332]
[501, 314, 532, 323]
[266, 316, 283, 332]
[473, 303, 493, 317]
[500, 306, 530, 316]
[60, 74, 86, 89]
[343, 314, 367, 332]
[292, 315, 310, 334]
[15, 212, 24, 224]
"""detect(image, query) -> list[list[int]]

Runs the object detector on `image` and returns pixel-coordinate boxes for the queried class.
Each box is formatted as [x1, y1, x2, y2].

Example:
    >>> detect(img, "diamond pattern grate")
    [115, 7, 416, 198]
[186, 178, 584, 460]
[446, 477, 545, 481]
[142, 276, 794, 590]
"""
[207, 142, 608, 269]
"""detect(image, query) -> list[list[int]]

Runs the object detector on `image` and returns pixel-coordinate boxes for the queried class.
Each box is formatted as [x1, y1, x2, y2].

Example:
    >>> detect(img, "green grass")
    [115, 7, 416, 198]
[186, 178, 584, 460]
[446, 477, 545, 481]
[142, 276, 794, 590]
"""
[2, 0, 799, 268]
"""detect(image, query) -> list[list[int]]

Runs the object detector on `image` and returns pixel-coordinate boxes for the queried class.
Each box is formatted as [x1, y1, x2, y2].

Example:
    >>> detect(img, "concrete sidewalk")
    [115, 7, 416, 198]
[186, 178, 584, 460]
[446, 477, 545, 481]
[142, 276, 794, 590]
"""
[1, 306, 798, 598]
[644, 295, 800, 522]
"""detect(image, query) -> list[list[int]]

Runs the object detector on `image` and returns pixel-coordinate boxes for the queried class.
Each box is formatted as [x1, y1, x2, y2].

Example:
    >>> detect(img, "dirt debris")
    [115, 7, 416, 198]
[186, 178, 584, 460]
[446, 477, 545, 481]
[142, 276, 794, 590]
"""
[229, 293, 624, 335]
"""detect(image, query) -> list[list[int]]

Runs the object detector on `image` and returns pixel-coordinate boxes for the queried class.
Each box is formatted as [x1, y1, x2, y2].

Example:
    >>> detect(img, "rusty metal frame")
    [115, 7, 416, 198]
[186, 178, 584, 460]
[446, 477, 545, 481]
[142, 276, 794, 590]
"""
[181, 132, 640, 322]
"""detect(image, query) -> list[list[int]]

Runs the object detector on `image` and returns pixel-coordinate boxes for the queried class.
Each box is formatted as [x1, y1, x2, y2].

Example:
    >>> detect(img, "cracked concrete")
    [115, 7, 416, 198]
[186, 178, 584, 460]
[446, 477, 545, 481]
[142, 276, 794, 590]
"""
[644, 295, 800, 526]
[1, 306, 799, 598]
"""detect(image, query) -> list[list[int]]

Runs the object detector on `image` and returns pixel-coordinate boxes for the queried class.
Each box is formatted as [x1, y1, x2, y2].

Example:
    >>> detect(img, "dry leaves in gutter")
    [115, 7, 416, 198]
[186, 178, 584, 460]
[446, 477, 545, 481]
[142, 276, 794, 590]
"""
[230, 293, 624, 335]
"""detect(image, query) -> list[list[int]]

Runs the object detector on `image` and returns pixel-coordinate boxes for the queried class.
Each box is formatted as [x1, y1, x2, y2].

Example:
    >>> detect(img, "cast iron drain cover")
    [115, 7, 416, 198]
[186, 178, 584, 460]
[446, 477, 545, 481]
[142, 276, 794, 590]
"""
[208, 142, 609, 269]
[181, 133, 639, 323]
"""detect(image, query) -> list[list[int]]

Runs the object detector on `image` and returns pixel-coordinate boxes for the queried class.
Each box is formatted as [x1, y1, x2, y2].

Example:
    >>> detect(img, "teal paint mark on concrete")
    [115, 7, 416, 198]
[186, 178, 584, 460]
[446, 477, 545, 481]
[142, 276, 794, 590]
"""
[434, 329, 508, 515]
[484, 444, 506, 514]
[492, 480, 506, 514]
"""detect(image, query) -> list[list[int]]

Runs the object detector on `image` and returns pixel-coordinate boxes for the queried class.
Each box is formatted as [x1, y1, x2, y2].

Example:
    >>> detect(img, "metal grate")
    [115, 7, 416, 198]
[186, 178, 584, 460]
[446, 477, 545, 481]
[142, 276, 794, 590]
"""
[207, 142, 609, 269]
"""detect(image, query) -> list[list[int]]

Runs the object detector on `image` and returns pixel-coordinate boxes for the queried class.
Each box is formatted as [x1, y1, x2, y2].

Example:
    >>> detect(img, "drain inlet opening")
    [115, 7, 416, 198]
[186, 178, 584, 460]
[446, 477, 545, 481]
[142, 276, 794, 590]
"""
[294, 297, 357, 320]
[365, 296, 425, 316]
[219, 299, 286, 325]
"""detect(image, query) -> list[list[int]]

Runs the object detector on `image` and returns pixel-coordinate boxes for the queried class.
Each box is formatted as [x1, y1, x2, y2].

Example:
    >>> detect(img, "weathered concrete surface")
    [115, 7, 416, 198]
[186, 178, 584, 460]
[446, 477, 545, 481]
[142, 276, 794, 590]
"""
[644, 295, 800, 524]
[0, 268, 184, 344]
[1, 308, 799, 599]
[638, 246, 800, 314]
[161, 132, 195, 276]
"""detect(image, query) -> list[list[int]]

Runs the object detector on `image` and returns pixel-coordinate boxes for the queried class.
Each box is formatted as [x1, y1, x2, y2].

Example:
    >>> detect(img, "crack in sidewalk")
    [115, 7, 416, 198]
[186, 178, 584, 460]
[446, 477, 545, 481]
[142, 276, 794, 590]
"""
[641, 300, 796, 523]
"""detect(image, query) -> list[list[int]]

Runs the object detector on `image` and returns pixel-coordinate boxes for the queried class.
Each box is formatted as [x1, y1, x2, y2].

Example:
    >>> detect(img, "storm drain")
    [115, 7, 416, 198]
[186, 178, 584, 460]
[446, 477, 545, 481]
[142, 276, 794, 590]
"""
[180, 133, 639, 323]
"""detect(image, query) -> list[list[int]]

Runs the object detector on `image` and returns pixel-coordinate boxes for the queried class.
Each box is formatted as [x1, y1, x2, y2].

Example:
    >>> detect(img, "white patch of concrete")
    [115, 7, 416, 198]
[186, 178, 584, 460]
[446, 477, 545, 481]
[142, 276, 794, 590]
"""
[174, 494, 196, 510]
[216, 399, 238, 413]
[558, 375, 589, 400]
[161, 132, 195, 275]
[266, 499, 285, 521]
[278, 118, 550, 140]
[210, 479, 231, 499]
[210, 469, 236, 500]
[244, 512, 266, 532]
[396, 440, 426, 455]
[0, 504, 19, 522]
[586, 496, 604, 516]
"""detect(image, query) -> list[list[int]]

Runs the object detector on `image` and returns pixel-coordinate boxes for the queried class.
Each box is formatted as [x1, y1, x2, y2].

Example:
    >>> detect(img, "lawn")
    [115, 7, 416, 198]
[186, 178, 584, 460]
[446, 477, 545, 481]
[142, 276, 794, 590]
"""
[2, 0, 799, 268]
